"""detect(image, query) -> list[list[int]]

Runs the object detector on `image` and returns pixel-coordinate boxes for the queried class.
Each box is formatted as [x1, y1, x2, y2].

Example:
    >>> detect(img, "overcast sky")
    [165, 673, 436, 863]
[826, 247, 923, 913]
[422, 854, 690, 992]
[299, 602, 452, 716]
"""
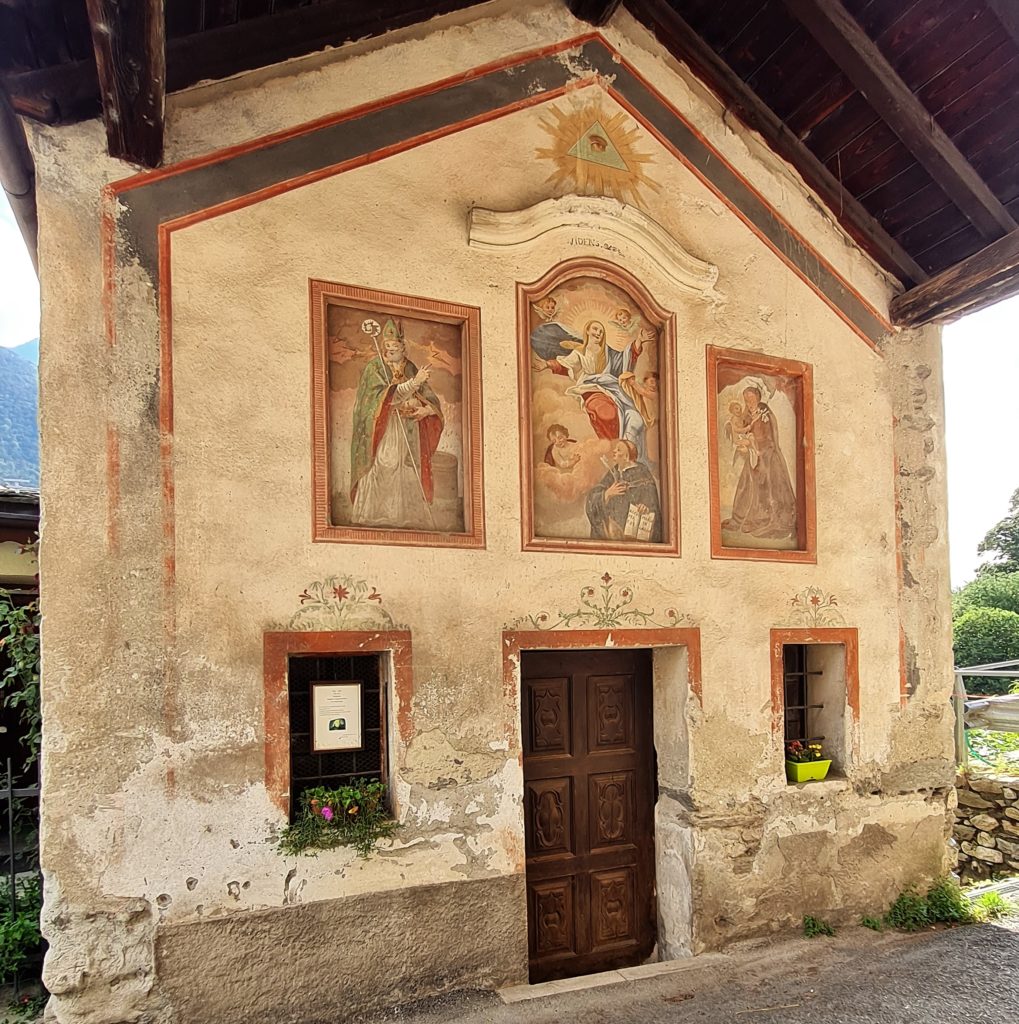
[0, 195, 1013, 587]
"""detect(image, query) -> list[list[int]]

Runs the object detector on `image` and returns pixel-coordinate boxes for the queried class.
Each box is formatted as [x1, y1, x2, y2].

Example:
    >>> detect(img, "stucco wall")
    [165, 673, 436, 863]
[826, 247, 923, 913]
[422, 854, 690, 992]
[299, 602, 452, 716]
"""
[32, 3, 955, 1022]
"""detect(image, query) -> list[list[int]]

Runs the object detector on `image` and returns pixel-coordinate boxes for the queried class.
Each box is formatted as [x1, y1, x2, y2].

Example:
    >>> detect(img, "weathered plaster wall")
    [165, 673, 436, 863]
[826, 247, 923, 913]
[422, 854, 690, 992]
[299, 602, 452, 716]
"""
[32, 3, 954, 1022]
[0, 540, 36, 580]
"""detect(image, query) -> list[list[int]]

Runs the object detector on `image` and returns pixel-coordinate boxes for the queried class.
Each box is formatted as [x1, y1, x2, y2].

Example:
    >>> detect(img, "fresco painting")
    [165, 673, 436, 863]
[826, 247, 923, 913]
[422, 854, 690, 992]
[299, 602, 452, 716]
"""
[523, 267, 674, 550]
[710, 351, 811, 556]
[311, 282, 483, 547]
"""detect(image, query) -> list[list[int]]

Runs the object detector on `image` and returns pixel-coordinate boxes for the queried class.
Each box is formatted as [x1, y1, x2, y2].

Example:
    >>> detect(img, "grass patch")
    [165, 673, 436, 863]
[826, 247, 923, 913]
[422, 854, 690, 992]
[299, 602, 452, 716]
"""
[969, 890, 1018, 922]
[803, 915, 835, 938]
[885, 877, 977, 932]
[860, 915, 883, 931]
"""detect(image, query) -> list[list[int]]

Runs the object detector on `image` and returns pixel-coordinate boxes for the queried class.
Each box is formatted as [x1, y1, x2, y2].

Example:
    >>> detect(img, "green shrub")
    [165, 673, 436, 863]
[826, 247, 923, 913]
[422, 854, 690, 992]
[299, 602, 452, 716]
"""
[966, 729, 1019, 770]
[860, 915, 883, 931]
[276, 779, 397, 858]
[0, 875, 43, 985]
[803, 915, 835, 938]
[953, 607, 1019, 694]
[953, 571, 1019, 620]
[925, 877, 974, 924]
[885, 878, 975, 932]
[885, 887, 931, 931]
[0, 591, 41, 770]
[969, 890, 1017, 922]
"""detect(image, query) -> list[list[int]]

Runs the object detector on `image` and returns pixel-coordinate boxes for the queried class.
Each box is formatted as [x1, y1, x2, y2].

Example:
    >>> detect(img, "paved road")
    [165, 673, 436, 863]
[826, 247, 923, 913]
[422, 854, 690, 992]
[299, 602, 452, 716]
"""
[354, 919, 1019, 1024]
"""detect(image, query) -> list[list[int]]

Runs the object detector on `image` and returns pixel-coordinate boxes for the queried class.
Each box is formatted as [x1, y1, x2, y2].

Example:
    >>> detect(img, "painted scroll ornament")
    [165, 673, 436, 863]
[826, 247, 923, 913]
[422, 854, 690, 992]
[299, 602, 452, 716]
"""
[468, 195, 721, 301]
[507, 573, 690, 631]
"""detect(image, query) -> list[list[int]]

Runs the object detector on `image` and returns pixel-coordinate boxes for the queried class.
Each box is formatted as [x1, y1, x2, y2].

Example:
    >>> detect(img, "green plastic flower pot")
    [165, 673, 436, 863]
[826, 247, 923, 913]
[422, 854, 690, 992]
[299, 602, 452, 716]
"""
[785, 759, 831, 784]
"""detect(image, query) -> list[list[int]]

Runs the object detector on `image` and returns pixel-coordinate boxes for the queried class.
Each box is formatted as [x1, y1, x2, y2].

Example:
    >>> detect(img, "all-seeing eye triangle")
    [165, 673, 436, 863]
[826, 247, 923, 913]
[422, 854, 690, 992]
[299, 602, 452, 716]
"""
[567, 120, 629, 170]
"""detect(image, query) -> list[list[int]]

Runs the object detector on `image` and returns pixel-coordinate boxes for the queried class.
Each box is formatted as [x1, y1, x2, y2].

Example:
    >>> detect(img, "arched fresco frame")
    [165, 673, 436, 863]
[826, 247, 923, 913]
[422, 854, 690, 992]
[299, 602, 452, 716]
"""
[517, 258, 679, 557]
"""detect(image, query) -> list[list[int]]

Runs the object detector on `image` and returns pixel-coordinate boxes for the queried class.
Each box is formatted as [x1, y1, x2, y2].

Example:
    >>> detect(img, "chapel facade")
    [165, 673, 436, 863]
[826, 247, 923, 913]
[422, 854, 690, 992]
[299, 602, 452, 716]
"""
[30, 3, 956, 1021]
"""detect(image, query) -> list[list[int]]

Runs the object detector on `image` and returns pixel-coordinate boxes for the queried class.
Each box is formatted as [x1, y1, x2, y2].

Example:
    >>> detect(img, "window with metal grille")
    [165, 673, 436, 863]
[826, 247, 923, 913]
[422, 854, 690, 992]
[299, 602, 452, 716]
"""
[782, 642, 848, 778]
[783, 643, 817, 747]
[287, 653, 387, 823]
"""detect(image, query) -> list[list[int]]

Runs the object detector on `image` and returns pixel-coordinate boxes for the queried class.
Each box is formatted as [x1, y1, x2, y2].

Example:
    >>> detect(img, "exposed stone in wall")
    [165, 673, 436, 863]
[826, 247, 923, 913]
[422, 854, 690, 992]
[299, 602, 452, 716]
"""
[954, 771, 1019, 882]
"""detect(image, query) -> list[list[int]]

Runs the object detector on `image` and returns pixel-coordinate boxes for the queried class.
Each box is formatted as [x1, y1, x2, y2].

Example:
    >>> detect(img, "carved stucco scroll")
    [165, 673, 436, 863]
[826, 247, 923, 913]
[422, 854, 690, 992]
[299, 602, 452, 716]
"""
[468, 195, 721, 302]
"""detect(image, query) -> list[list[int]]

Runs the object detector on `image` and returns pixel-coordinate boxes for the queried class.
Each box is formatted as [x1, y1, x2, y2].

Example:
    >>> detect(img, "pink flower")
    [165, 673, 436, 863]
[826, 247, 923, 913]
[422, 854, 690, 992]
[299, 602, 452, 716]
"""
[321, 807, 334, 822]
[810, 595, 822, 606]
[333, 586, 349, 601]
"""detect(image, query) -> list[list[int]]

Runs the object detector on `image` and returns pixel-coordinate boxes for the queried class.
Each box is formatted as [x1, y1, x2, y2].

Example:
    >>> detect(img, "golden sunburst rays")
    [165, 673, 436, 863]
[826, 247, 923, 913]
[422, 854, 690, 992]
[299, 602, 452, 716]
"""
[536, 98, 660, 207]
[550, 286, 657, 358]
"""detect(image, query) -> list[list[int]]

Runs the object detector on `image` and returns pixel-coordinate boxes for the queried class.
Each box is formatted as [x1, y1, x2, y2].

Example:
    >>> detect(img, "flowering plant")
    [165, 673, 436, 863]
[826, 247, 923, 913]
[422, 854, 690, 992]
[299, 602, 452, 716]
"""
[276, 778, 397, 858]
[785, 740, 826, 763]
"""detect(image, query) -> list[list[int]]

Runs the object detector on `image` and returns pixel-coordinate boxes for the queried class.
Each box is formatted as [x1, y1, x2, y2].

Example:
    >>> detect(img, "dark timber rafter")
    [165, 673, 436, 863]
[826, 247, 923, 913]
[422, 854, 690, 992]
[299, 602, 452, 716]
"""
[890, 228, 1019, 327]
[783, 0, 1017, 243]
[986, 0, 1019, 50]
[626, 0, 927, 286]
[566, 0, 623, 25]
[84, 0, 165, 167]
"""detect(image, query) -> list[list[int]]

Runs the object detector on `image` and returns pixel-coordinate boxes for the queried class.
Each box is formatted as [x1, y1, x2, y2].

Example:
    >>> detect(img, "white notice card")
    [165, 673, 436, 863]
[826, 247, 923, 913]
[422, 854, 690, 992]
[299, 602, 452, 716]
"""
[311, 681, 363, 752]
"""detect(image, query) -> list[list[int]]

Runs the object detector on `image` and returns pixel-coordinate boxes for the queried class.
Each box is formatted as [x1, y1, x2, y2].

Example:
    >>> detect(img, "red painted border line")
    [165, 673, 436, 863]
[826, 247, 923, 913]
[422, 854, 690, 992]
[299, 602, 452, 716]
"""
[108, 33, 602, 195]
[603, 44, 892, 336]
[158, 81, 586, 237]
[604, 82, 889, 350]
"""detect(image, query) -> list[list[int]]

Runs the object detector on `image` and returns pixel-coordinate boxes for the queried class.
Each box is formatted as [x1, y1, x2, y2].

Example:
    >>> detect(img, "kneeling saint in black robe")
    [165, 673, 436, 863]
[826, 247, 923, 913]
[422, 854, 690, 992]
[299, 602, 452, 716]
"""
[586, 443, 662, 543]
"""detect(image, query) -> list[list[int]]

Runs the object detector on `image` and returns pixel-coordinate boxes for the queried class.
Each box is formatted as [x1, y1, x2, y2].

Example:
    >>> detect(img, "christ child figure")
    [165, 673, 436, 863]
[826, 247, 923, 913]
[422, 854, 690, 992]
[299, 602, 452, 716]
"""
[543, 423, 581, 471]
[725, 400, 759, 467]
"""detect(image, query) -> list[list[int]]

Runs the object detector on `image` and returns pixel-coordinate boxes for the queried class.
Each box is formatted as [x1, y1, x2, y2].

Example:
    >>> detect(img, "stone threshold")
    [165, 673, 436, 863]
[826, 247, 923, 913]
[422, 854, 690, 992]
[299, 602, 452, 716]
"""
[498, 953, 731, 1003]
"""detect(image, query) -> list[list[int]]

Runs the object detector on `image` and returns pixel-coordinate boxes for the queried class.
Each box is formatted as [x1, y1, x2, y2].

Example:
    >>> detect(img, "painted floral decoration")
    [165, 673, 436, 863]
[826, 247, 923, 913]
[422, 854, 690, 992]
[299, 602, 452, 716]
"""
[281, 574, 398, 631]
[509, 573, 686, 631]
[781, 587, 846, 627]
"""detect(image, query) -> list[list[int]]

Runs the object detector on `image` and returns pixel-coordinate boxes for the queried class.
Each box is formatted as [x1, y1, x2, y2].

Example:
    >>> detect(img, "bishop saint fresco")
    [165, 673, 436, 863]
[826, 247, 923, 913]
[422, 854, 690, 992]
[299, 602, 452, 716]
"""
[349, 319, 443, 530]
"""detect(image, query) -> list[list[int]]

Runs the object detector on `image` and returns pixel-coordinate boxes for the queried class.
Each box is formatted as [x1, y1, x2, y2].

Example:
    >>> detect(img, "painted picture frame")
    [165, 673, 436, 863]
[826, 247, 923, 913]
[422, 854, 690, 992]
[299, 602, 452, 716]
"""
[706, 346, 816, 563]
[310, 280, 484, 548]
[517, 258, 679, 557]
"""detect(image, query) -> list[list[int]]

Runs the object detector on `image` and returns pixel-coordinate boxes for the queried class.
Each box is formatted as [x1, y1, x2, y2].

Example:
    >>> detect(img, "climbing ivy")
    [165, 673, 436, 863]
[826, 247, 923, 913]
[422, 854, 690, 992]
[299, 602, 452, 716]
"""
[0, 590, 41, 773]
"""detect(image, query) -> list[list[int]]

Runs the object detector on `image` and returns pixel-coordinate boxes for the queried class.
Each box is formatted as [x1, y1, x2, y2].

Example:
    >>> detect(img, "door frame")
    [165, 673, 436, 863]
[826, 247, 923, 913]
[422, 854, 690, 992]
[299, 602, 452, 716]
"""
[502, 627, 702, 974]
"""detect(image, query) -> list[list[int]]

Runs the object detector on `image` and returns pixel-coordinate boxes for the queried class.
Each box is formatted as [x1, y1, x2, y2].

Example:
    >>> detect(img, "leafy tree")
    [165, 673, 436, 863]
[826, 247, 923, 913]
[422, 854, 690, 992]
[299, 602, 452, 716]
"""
[977, 488, 1019, 575]
[953, 571, 1019, 620]
[953, 606, 1019, 694]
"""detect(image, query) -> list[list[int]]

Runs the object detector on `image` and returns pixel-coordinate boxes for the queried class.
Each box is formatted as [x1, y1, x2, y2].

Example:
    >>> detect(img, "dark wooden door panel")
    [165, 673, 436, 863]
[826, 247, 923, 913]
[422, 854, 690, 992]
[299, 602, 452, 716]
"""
[521, 649, 656, 982]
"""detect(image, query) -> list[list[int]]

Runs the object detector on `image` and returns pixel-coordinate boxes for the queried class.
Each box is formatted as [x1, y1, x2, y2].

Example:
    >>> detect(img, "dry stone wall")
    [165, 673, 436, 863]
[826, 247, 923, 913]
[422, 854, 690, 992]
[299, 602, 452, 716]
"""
[954, 771, 1019, 881]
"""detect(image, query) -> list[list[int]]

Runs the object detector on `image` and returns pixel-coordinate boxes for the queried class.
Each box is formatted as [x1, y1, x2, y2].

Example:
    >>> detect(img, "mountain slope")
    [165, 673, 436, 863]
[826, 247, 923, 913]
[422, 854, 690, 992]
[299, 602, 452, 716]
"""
[12, 339, 39, 366]
[0, 345, 39, 488]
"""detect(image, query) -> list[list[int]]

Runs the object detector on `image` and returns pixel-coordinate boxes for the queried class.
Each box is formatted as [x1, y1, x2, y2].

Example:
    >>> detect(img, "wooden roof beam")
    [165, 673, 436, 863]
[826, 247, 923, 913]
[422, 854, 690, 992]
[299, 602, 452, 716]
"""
[626, 0, 927, 286]
[889, 228, 1019, 326]
[783, 0, 1016, 243]
[85, 0, 165, 167]
[567, 1, 623, 25]
[986, 1, 1019, 49]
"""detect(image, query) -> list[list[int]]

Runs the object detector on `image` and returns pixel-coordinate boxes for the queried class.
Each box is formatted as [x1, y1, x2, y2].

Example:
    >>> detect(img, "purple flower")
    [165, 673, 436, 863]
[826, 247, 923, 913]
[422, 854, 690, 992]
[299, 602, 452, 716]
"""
[321, 807, 334, 822]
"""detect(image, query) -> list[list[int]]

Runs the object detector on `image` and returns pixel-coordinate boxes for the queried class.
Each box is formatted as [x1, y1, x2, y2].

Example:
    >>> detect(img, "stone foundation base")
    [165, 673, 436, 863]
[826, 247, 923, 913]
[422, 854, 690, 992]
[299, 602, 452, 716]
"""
[155, 874, 528, 1023]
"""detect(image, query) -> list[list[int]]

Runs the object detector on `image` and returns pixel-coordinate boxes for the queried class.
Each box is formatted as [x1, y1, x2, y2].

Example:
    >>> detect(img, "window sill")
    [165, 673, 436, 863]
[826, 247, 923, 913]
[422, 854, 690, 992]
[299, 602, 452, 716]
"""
[783, 774, 850, 793]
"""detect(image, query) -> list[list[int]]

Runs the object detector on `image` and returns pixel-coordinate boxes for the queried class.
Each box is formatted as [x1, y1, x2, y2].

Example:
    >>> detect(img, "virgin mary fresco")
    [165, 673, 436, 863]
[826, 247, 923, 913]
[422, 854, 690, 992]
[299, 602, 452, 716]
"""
[717, 374, 799, 549]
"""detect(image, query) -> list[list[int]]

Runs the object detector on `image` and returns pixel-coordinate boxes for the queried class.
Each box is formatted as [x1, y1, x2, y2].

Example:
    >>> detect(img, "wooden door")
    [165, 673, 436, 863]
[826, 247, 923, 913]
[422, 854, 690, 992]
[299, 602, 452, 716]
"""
[521, 648, 656, 982]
